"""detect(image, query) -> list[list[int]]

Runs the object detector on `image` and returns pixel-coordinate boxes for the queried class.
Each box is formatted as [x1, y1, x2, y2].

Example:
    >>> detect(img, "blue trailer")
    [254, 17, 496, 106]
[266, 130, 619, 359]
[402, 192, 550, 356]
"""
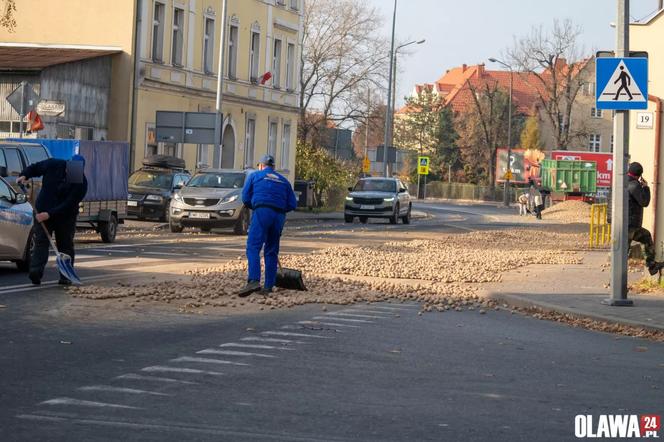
[10, 139, 129, 243]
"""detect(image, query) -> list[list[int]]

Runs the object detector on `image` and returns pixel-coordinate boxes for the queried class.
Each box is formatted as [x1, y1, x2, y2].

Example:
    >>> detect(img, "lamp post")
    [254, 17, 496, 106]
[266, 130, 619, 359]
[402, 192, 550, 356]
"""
[213, 0, 229, 168]
[391, 39, 426, 135]
[382, 0, 398, 177]
[488, 57, 514, 207]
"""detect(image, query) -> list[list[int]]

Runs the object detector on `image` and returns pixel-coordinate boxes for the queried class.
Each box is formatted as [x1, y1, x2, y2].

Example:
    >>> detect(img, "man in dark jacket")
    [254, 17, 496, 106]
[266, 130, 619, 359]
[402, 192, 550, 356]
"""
[17, 155, 88, 285]
[627, 162, 664, 275]
[238, 154, 297, 297]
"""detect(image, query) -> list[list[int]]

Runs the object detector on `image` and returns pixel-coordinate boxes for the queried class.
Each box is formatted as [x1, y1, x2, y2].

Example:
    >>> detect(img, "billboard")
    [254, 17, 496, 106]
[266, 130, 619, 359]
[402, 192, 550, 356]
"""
[496, 148, 546, 184]
[551, 151, 613, 188]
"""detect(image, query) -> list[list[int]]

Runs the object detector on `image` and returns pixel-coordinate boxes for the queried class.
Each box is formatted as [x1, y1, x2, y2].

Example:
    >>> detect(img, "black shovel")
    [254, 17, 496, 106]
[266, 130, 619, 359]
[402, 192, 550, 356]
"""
[275, 258, 307, 291]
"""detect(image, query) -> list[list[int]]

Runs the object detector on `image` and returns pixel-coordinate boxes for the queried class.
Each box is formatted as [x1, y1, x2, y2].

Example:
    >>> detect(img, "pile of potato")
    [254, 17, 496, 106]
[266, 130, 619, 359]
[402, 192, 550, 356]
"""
[542, 200, 592, 223]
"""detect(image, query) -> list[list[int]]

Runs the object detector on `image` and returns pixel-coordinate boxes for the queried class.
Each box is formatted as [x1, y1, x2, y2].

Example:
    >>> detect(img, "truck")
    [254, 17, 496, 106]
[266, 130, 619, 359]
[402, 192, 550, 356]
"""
[540, 158, 598, 201]
[9, 139, 129, 243]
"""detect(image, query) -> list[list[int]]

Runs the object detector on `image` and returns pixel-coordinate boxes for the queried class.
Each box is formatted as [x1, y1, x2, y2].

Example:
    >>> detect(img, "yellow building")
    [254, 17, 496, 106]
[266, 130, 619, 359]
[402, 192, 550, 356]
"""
[0, 0, 302, 179]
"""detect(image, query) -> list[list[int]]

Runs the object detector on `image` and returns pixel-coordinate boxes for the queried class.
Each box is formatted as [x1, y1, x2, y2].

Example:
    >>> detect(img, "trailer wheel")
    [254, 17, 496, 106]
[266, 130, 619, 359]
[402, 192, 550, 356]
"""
[99, 214, 118, 243]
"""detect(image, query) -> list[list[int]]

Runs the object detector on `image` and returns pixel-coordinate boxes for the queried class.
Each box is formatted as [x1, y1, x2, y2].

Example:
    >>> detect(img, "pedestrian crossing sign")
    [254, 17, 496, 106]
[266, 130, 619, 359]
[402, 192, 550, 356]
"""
[596, 57, 648, 110]
[418, 156, 430, 175]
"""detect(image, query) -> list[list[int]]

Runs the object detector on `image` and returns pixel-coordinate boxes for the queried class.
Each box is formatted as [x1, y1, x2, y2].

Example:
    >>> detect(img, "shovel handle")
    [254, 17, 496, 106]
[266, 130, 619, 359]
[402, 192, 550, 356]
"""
[20, 182, 60, 255]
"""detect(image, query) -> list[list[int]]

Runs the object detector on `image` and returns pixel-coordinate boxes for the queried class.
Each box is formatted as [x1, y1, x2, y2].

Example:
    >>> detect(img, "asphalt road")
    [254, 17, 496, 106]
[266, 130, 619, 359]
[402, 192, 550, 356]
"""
[1, 201, 660, 441]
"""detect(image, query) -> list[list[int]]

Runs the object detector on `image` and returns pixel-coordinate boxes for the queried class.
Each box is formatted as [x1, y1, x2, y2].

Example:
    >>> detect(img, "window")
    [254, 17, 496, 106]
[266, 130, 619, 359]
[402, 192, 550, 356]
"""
[23, 146, 48, 165]
[280, 123, 291, 169]
[228, 25, 239, 78]
[162, 142, 179, 158]
[0, 121, 10, 132]
[3, 148, 23, 176]
[75, 127, 94, 140]
[0, 177, 12, 202]
[146, 125, 158, 157]
[152, 2, 165, 62]
[249, 31, 260, 82]
[245, 117, 256, 167]
[203, 18, 215, 74]
[197, 145, 209, 166]
[272, 39, 282, 88]
[589, 134, 601, 152]
[172, 7, 184, 66]
[591, 107, 603, 118]
[268, 120, 278, 157]
[56, 123, 75, 139]
[290, 0, 299, 10]
[610, 135, 614, 152]
[286, 43, 295, 91]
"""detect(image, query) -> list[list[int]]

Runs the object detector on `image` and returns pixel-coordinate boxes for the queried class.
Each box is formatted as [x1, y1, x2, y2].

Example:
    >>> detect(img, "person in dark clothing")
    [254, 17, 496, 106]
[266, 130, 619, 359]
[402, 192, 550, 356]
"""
[238, 154, 297, 297]
[627, 162, 664, 275]
[17, 155, 88, 285]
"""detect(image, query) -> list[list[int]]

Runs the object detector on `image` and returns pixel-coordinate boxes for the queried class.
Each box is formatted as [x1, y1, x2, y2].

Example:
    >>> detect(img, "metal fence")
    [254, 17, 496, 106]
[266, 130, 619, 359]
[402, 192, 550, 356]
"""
[424, 182, 518, 203]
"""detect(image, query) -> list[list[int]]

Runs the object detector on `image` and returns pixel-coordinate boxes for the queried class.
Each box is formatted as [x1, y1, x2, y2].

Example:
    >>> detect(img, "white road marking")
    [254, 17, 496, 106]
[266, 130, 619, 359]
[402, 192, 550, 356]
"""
[141, 366, 224, 376]
[261, 331, 333, 339]
[81, 249, 133, 255]
[240, 337, 304, 344]
[197, 349, 275, 358]
[115, 373, 197, 385]
[39, 398, 140, 409]
[77, 257, 165, 268]
[312, 316, 373, 323]
[325, 312, 385, 319]
[219, 343, 295, 351]
[366, 304, 419, 311]
[297, 320, 360, 329]
[342, 309, 395, 315]
[78, 385, 169, 396]
[172, 356, 251, 366]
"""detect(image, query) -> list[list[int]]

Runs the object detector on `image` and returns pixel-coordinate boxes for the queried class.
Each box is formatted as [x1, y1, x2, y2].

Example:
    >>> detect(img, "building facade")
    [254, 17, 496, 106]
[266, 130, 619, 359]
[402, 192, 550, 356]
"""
[0, 0, 303, 179]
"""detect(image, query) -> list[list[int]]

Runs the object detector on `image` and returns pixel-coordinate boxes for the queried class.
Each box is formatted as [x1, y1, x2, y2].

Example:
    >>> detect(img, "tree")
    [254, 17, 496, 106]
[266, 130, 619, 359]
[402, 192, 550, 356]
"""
[0, 0, 16, 32]
[520, 116, 542, 151]
[295, 141, 356, 207]
[393, 86, 442, 154]
[506, 19, 588, 150]
[352, 101, 387, 158]
[299, 0, 389, 143]
[435, 105, 460, 179]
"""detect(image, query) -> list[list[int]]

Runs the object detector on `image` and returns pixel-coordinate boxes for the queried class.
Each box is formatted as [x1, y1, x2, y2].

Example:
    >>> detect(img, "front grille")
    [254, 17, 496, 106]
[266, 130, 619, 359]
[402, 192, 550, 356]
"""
[184, 198, 220, 207]
[353, 197, 384, 205]
[128, 193, 144, 201]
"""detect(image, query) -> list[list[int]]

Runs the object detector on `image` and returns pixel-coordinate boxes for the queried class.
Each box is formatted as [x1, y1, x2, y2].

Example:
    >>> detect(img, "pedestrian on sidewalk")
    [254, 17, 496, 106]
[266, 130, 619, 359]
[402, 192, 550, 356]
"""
[517, 193, 529, 216]
[16, 155, 88, 285]
[627, 162, 664, 275]
[238, 154, 297, 297]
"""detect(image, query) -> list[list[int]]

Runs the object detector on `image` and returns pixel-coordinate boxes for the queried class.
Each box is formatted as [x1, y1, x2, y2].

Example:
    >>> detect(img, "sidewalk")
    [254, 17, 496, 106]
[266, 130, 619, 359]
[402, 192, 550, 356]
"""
[481, 250, 664, 332]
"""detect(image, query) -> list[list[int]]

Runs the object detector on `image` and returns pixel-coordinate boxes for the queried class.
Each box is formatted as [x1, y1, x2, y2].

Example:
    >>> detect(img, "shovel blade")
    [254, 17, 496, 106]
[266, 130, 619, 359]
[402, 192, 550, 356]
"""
[56, 253, 82, 286]
[275, 267, 307, 291]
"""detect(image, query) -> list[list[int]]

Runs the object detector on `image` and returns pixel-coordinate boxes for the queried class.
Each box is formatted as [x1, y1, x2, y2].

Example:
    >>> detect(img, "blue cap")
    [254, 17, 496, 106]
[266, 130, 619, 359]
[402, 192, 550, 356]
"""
[259, 154, 275, 167]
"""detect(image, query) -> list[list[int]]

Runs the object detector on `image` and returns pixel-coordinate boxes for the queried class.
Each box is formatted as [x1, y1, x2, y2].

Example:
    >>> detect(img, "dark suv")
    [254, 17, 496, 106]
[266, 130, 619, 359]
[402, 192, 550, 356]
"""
[127, 156, 190, 222]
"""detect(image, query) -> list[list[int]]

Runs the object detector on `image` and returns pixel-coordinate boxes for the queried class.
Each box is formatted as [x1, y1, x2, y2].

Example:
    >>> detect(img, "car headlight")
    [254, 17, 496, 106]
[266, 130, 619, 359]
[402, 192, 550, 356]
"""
[384, 197, 395, 202]
[173, 193, 184, 202]
[221, 194, 239, 204]
[146, 194, 164, 202]
[345, 196, 353, 201]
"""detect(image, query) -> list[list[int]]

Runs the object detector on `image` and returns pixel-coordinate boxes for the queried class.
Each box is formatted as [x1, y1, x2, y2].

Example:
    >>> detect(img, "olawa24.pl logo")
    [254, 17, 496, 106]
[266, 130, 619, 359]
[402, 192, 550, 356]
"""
[575, 414, 661, 439]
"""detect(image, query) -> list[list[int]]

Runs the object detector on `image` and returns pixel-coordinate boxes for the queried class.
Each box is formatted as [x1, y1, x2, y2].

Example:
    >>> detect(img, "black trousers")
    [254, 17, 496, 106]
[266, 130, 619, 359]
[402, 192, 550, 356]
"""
[30, 216, 76, 277]
[628, 227, 655, 264]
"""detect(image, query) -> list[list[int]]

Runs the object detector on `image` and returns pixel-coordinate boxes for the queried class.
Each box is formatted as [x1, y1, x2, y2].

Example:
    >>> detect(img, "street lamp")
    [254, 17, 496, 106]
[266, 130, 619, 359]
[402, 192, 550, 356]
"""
[391, 39, 426, 138]
[382, 0, 398, 177]
[488, 57, 514, 207]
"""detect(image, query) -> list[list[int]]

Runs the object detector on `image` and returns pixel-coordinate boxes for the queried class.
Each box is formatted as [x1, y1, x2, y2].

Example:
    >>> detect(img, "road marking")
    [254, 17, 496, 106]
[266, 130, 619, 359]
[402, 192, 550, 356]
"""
[219, 343, 295, 351]
[342, 309, 395, 315]
[240, 337, 304, 344]
[312, 316, 373, 323]
[325, 312, 385, 319]
[115, 373, 197, 385]
[197, 349, 275, 358]
[297, 320, 360, 328]
[80, 249, 133, 255]
[78, 385, 169, 396]
[141, 366, 224, 376]
[77, 257, 165, 269]
[261, 331, 333, 339]
[39, 398, 140, 409]
[171, 356, 250, 366]
[366, 305, 419, 311]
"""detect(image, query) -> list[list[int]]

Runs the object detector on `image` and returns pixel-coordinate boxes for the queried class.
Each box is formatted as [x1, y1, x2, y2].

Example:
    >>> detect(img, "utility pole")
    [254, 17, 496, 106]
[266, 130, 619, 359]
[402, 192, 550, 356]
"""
[605, 0, 633, 306]
[365, 88, 370, 159]
[213, 0, 229, 168]
[382, 0, 397, 177]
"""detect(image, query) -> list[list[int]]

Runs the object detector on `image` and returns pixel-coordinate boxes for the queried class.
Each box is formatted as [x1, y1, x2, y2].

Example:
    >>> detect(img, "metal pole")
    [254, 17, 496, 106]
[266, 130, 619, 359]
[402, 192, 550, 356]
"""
[605, 0, 633, 306]
[213, 0, 228, 168]
[391, 52, 398, 140]
[382, 0, 397, 177]
[129, 0, 143, 172]
[503, 68, 513, 206]
[18, 81, 25, 139]
[448, 163, 452, 183]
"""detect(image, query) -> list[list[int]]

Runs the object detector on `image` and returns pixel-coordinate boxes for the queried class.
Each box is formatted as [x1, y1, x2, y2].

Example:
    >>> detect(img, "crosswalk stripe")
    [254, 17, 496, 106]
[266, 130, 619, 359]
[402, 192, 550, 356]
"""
[141, 366, 224, 376]
[115, 373, 197, 385]
[39, 398, 140, 409]
[261, 331, 333, 339]
[219, 343, 295, 351]
[312, 316, 373, 323]
[197, 349, 275, 358]
[171, 356, 250, 366]
[78, 385, 169, 396]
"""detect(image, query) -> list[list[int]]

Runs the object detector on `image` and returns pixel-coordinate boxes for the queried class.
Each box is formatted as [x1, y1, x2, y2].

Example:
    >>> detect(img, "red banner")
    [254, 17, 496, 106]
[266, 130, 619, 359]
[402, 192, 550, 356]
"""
[551, 151, 613, 188]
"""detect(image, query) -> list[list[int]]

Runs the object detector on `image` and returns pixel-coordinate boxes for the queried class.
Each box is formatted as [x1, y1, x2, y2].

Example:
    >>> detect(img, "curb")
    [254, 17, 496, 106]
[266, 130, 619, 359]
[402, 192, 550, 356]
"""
[483, 290, 664, 333]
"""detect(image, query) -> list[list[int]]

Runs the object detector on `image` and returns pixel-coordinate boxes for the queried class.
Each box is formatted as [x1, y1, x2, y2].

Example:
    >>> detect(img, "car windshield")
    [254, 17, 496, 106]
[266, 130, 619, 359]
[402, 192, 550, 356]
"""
[187, 172, 245, 189]
[128, 171, 172, 189]
[353, 179, 396, 193]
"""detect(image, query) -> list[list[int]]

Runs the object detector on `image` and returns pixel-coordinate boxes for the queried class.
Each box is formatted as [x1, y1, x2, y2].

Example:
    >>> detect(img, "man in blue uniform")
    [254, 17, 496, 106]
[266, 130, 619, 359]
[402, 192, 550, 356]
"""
[239, 154, 297, 297]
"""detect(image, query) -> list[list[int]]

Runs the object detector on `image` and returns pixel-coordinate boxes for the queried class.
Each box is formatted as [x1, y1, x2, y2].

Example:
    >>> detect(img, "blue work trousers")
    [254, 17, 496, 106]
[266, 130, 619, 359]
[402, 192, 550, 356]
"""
[246, 207, 286, 289]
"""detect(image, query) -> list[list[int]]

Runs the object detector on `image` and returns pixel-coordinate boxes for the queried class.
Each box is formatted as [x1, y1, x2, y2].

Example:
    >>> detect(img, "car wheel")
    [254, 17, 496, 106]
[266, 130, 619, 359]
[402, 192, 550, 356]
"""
[344, 214, 354, 223]
[15, 226, 36, 272]
[401, 205, 411, 224]
[99, 214, 118, 243]
[389, 204, 400, 224]
[169, 219, 184, 233]
[161, 201, 171, 223]
[359, 216, 368, 224]
[234, 208, 250, 235]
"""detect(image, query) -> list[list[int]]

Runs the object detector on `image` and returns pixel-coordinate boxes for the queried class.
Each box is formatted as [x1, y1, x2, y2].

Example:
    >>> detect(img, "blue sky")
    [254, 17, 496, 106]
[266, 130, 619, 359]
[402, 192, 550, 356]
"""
[366, 0, 661, 105]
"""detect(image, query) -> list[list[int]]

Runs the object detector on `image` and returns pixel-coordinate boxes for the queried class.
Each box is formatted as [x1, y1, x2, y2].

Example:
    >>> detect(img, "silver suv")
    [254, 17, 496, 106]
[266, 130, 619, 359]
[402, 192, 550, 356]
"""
[344, 177, 412, 224]
[0, 176, 34, 271]
[169, 169, 251, 235]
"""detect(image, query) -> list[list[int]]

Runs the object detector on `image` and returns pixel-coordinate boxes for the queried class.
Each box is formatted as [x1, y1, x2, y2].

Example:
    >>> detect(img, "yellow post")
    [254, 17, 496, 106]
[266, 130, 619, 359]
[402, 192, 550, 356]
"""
[589, 204, 595, 248]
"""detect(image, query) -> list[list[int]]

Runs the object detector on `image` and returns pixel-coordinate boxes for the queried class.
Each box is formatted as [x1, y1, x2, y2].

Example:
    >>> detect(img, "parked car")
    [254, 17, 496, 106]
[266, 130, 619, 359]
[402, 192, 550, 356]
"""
[0, 176, 34, 271]
[0, 141, 50, 203]
[344, 177, 412, 224]
[169, 169, 251, 235]
[127, 155, 190, 222]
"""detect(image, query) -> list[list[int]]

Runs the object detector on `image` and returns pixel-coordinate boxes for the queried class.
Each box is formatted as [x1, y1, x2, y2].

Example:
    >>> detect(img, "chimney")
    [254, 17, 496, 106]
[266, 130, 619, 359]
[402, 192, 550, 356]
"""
[477, 63, 485, 77]
[462, 64, 467, 72]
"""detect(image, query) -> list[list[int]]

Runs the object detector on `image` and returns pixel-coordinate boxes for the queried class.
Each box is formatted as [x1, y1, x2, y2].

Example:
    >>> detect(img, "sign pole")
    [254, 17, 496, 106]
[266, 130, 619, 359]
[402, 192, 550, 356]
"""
[213, 0, 228, 168]
[18, 81, 25, 139]
[606, 0, 633, 306]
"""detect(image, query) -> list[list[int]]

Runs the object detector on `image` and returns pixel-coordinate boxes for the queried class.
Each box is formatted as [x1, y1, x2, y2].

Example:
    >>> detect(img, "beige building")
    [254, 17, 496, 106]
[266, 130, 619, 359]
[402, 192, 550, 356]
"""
[0, 0, 303, 179]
